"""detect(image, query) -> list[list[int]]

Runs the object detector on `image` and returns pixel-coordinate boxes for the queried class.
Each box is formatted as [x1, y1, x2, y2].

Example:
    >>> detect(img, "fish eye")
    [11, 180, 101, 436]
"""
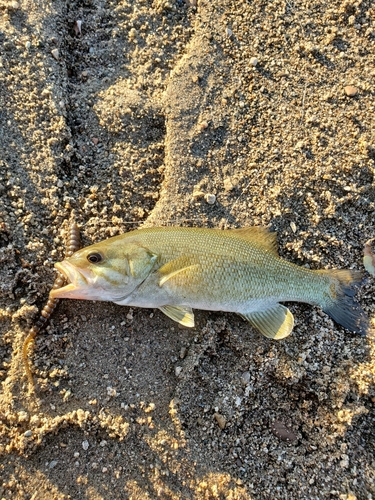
[87, 252, 103, 264]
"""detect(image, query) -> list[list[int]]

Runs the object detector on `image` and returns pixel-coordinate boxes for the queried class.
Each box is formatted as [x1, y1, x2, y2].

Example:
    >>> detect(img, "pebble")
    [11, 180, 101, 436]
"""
[57, 179, 64, 188]
[250, 57, 258, 67]
[107, 386, 117, 397]
[24, 430, 32, 438]
[25, 41, 31, 50]
[175, 366, 182, 377]
[192, 190, 205, 199]
[205, 193, 216, 205]
[82, 440, 89, 450]
[49, 460, 58, 469]
[74, 20, 82, 36]
[179, 346, 187, 359]
[214, 412, 226, 430]
[223, 178, 234, 192]
[363, 238, 375, 277]
[344, 85, 358, 97]
[51, 48, 59, 60]
[290, 222, 297, 233]
[271, 420, 297, 442]
[241, 371, 250, 385]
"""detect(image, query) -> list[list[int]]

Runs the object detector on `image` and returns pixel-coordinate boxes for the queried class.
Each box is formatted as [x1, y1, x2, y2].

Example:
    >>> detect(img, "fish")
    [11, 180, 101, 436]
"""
[50, 226, 369, 339]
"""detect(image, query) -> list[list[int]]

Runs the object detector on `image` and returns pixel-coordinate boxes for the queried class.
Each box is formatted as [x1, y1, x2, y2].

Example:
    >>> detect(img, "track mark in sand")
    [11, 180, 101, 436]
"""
[59, 0, 196, 233]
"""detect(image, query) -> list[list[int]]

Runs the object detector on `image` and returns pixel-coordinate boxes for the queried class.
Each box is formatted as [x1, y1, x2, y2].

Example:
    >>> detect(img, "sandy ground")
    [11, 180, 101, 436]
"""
[1, 0, 375, 498]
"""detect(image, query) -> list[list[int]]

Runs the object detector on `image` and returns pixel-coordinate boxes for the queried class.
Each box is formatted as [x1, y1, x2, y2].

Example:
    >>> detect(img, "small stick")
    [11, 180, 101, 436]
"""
[22, 222, 81, 387]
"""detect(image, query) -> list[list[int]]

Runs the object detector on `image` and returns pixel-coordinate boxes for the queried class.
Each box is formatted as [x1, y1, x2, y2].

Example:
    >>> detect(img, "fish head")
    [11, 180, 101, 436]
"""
[50, 239, 158, 302]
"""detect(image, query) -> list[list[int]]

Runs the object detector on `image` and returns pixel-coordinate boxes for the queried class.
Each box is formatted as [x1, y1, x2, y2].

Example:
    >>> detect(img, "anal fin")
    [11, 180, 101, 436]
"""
[239, 304, 294, 340]
[159, 305, 195, 327]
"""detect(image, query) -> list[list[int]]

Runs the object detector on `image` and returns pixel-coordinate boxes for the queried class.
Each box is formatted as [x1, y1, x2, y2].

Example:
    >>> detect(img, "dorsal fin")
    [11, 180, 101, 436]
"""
[226, 227, 278, 255]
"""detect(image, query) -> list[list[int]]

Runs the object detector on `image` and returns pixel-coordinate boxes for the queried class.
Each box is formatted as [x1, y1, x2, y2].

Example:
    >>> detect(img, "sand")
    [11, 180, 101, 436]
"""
[0, 0, 374, 498]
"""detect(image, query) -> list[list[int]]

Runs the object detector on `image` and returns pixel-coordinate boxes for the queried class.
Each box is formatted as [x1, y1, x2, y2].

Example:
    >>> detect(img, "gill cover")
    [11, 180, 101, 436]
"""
[125, 244, 158, 279]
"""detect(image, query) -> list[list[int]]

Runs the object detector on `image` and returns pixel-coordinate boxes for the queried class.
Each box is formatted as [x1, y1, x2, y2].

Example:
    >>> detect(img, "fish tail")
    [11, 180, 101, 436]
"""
[318, 269, 368, 336]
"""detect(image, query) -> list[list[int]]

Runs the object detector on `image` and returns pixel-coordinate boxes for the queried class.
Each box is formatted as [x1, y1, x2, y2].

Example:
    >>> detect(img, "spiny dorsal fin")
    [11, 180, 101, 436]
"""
[227, 227, 278, 255]
[159, 305, 195, 327]
[239, 304, 294, 339]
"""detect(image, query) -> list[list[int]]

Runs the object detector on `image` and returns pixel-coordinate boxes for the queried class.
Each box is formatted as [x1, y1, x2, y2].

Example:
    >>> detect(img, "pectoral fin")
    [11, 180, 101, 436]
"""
[158, 258, 198, 287]
[159, 305, 195, 327]
[239, 304, 294, 340]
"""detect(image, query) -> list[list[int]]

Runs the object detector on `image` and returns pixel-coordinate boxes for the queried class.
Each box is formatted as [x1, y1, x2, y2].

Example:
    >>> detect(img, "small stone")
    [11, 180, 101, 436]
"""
[74, 20, 82, 36]
[107, 386, 117, 397]
[92, 137, 99, 145]
[82, 440, 89, 450]
[214, 412, 226, 429]
[199, 120, 209, 130]
[250, 57, 258, 67]
[224, 178, 234, 192]
[49, 460, 58, 469]
[57, 179, 64, 188]
[364, 238, 375, 277]
[271, 420, 297, 442]
[344, 85, 358, 97]
[205, 193, 216, 205]
[175, 366, 182, 377]
[179, 346, 187, 359]
[24, 430, 32, 438]
[25, 41, 31, 50]
[241, 371, 250, 385]
[290, 222, 297, 233]
[192, 190, 205, 199]
[226, 27, 233, 38]
[51, 48, 59, 60]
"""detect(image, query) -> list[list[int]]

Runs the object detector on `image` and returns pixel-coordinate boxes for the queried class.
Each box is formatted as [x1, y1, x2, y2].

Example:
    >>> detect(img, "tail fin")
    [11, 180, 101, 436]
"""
[320, 269, 368, 336]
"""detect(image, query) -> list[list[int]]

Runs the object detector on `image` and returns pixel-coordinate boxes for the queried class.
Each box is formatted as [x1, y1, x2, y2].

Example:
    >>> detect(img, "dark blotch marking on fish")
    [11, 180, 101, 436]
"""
[22, 222, 81, 387]
[271, 420, 298, 443]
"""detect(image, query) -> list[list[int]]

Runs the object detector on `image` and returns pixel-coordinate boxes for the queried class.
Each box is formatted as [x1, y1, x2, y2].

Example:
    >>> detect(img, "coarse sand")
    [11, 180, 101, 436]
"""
[0, 0, 374, 498]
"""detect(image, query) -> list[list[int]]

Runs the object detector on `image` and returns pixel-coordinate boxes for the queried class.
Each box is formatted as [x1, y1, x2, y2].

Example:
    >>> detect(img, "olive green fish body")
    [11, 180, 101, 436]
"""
[51, 227, 368, 338]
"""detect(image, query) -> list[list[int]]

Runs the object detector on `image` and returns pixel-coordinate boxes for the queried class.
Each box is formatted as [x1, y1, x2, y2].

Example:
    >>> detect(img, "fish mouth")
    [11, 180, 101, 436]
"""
[50, 261, 89, 299]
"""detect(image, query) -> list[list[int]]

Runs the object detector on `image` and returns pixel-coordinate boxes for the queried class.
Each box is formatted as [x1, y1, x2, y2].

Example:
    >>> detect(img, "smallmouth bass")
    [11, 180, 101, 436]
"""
[50, 226, 369, 338]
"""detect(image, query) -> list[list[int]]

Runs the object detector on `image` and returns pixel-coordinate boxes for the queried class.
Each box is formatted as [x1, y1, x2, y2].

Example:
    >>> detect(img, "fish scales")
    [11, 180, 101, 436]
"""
[50, 226, 369, 339]
[123, 228, 319, 306]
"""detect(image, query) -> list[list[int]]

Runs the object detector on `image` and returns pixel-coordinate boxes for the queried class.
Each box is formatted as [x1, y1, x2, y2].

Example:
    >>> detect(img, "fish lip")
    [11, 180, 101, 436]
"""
[50, 261, 88, 299]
